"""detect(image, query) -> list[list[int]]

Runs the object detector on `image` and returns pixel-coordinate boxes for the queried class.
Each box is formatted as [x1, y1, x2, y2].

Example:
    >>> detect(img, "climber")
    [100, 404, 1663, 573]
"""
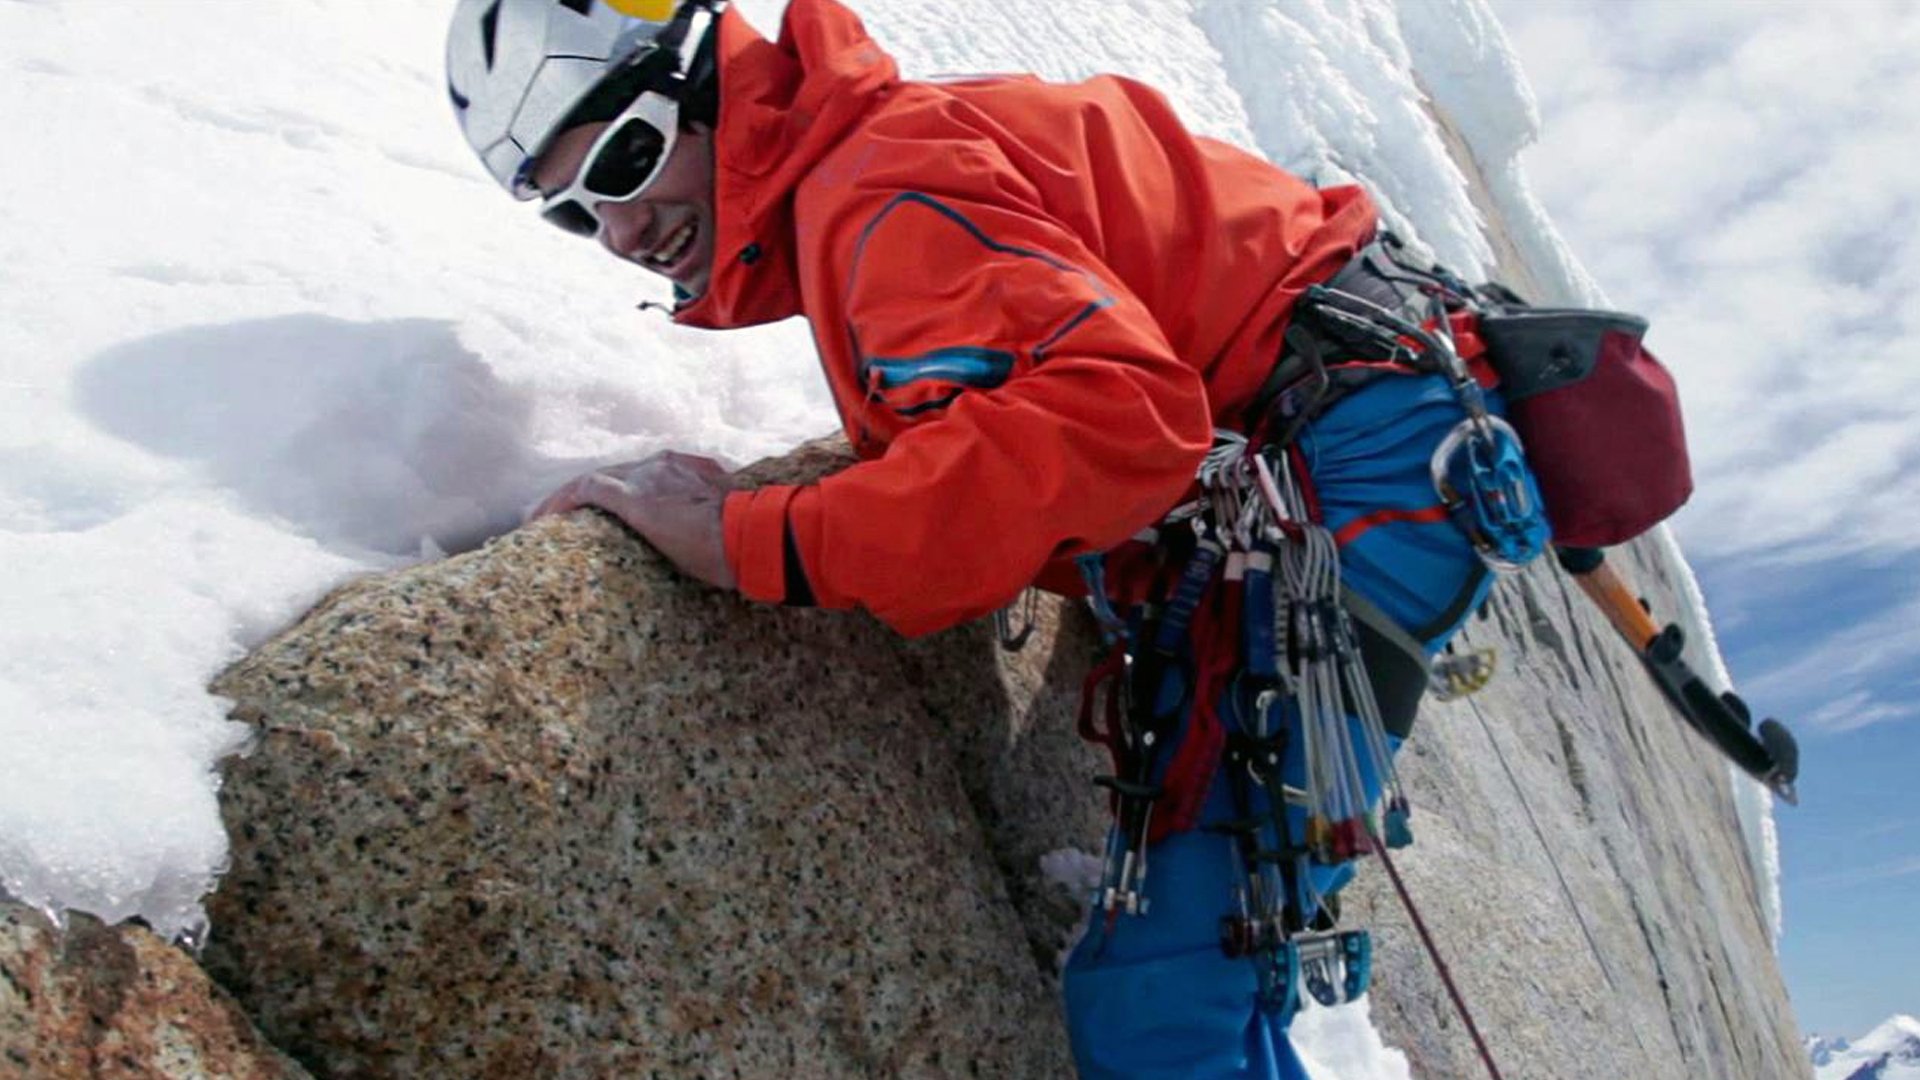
[445, 1, 1550, 1075]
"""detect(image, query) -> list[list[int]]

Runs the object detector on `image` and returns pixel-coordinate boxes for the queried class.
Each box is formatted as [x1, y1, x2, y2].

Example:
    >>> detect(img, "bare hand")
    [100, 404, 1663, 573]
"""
[528, 452, 737, 590]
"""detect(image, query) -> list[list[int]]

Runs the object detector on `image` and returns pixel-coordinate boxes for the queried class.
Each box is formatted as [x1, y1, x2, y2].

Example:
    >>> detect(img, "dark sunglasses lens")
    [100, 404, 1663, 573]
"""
[541, 199, 600, 237]
[582, 117, 667, 199]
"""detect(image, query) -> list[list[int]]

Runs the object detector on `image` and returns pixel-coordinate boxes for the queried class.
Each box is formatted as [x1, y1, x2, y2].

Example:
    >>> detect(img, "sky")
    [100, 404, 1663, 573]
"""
[1491, 0, 1920, 1038]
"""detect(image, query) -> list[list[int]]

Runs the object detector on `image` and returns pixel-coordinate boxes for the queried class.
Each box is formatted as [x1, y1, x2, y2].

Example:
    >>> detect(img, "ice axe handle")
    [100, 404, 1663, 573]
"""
[1557, 547, 1662, 650]
[1555, 546, 1801, 804]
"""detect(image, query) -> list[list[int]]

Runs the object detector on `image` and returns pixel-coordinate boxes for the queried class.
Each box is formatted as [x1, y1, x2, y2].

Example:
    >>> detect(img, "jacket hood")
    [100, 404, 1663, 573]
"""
[673, 0, 899, 329]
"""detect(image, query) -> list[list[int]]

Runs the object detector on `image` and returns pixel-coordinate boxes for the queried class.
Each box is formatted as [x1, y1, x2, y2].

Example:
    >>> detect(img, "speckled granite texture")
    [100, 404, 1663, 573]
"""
[203, 439, 1105, 1079]
[0, 901, 311, 1080]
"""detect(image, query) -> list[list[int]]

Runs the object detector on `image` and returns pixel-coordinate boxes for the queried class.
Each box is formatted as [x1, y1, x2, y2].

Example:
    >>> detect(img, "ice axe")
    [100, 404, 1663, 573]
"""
[1555, 546, 1800, 804]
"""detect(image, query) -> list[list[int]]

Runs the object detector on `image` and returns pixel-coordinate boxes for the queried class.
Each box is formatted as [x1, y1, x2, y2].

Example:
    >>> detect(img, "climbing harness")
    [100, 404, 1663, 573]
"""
[1211, 432, 1403, 1017]
[1076, 429, 1418, 1018]
[1072, 231, 1560, 1032]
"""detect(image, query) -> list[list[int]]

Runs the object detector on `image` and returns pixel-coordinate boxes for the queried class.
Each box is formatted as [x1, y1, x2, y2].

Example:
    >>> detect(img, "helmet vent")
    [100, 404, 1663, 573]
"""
[560, 0, 594, 14]
[479, 0, 501, 70]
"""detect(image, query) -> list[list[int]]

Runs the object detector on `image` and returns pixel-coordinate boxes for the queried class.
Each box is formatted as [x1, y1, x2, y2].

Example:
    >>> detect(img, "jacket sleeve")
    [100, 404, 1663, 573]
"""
[724, 182, 1213, 638]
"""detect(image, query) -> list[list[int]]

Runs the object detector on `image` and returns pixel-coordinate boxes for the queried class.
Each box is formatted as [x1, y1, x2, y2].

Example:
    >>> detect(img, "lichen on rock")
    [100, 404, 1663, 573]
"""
[0, 901, 311, 1079]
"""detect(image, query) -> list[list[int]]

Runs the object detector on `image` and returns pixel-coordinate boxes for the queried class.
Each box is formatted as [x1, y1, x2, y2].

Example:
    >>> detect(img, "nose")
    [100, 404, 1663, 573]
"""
[596, 197, 655, 262]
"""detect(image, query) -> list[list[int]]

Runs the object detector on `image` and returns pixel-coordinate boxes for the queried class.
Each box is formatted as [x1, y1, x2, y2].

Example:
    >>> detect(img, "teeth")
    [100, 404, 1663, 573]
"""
[647, 222, 695, 267]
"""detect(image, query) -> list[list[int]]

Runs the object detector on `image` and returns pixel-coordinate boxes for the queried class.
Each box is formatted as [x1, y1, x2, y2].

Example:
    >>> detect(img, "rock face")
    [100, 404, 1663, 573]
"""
[202, 441, 1107, 1079]
[0, 901, 310, 1079]
[198, 431, 1808, 1079]
[1348, 541, 1808, 1080]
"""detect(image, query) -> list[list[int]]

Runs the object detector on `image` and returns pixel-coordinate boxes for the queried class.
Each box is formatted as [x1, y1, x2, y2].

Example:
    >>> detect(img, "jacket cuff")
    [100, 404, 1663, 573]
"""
[724, 486, 801, 604]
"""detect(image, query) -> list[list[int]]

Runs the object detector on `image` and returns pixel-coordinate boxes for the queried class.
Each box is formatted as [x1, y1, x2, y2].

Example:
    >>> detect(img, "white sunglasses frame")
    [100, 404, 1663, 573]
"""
[526, 87, 682, 239]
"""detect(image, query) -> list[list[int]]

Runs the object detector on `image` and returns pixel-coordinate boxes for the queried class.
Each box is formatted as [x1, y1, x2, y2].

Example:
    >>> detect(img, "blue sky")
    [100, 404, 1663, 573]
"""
[1491, 0, 1920, 1038]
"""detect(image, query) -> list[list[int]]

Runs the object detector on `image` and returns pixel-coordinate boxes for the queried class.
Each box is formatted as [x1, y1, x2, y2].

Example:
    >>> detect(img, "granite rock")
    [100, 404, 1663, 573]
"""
[203, 439, 1104, 1078]
[0, 901, 310, 1080]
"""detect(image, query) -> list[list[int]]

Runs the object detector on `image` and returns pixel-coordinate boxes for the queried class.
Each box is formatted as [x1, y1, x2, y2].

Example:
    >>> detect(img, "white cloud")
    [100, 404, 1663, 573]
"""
[1493, 0, 1920, 569]
[1739, 588, 1920, 735]
[1804, 691, 1913, 738]
[1803, 854, 1920, 890]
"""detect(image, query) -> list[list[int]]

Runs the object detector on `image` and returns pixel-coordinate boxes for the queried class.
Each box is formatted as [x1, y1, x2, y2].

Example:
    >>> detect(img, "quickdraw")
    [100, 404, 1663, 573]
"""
[1077, 521, 1223, 922]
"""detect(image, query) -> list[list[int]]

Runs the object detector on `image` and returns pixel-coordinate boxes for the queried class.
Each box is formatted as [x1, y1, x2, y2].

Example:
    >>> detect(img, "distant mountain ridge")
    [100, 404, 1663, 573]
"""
[1810, 1015, 1920, 1080]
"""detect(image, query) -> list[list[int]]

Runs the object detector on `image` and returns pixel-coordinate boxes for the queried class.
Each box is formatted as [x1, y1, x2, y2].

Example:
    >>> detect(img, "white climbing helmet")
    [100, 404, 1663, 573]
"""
[445, 0, 715, 200]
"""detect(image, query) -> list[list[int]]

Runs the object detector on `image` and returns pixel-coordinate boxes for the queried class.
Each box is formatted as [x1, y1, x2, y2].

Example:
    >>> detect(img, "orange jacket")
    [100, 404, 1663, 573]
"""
[685, 0, 1377, 636]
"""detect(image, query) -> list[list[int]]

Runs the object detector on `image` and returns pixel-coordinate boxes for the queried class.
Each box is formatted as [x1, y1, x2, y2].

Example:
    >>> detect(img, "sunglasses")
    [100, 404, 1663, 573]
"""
[531, 88, 681, 239]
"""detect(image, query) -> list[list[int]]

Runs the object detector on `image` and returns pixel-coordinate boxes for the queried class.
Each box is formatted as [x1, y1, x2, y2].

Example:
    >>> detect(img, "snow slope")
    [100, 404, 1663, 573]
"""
[0, 0, 1774, 1071]
[1812, 1015, 1920, 1080]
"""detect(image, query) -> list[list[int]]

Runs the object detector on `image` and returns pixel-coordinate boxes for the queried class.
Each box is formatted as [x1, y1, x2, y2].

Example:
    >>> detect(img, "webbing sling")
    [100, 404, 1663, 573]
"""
[1243, 236, 1450, 433]
[1342, 587, 1430, 741]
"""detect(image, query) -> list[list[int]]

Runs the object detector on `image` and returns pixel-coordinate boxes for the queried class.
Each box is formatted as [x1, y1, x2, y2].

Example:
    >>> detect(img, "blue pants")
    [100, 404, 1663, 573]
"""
[1062, 375, 1500, 1078]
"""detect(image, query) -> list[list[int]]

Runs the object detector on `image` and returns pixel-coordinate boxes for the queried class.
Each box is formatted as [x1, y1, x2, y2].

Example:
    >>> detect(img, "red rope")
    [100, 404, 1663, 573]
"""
[1374, 843, 1506, 1080]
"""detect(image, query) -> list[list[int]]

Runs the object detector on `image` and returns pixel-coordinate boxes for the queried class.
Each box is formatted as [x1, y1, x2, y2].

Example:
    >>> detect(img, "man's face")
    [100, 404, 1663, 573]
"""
[531, 121, 718, 299]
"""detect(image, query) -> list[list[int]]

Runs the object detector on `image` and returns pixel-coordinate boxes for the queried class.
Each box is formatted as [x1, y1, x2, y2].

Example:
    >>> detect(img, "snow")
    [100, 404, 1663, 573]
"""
[1853, 1016, 1920, 1059]
[1293, 996, 1416, 1080]
[1399, 0, 1788, 943]
[0, 0, 1778, 1070]
[1812, 1015, 1920, 1080]
[0, 0, 826, 941]
[1808, 1033, 1850, 1068]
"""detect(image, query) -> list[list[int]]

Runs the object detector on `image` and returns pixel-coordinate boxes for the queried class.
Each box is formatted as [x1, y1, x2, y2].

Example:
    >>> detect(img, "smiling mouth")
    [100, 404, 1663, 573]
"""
[644, 220, 698, 271]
